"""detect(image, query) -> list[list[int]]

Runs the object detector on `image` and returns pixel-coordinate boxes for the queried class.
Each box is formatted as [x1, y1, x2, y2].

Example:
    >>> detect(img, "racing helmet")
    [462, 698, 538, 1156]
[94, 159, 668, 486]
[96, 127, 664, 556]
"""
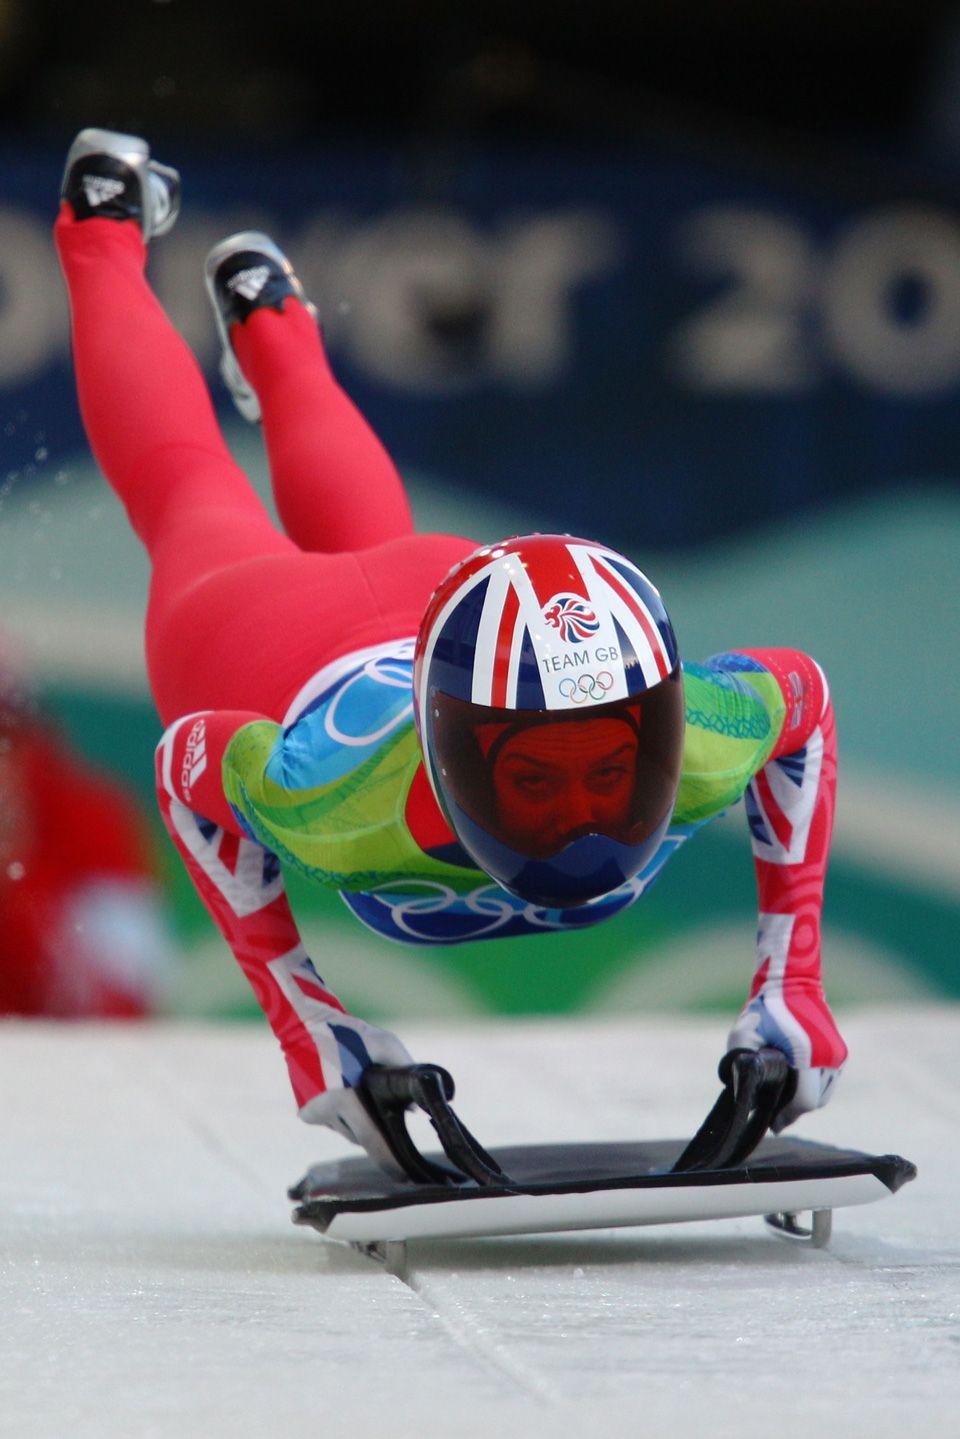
[414, 534, 684, 908]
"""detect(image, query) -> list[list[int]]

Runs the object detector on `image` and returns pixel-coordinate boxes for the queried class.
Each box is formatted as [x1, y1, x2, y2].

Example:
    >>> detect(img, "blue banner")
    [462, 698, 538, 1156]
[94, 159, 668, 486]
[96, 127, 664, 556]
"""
[3, 141, 960, 545]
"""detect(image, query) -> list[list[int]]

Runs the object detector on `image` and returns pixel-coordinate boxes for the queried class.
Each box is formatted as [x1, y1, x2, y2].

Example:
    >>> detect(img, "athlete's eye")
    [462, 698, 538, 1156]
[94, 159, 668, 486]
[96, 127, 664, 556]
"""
[589, 763, 630, 788]
[512, 772, 554, 797]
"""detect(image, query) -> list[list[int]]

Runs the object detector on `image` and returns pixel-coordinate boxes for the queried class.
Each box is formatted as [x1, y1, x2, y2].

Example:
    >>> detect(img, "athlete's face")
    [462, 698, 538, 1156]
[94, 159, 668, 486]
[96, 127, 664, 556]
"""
[491, 718, 639, 857]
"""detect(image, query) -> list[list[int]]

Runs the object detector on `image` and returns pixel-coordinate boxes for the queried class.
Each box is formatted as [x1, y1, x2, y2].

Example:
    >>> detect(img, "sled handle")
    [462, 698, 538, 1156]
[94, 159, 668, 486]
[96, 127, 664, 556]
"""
[671, 1047, 794, 1174]
[357, 1063, 509, 1189]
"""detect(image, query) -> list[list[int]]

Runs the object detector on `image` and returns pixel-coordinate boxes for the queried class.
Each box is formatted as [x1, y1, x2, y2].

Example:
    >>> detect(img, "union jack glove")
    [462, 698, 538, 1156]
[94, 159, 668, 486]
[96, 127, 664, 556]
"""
[294, 1009, 415, 1169]
[726, 980, 848, 1132]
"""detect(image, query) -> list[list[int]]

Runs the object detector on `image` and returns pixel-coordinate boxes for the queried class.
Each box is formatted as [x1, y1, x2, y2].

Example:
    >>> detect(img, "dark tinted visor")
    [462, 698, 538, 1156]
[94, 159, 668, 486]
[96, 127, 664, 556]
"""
[427, 670, 684, 863]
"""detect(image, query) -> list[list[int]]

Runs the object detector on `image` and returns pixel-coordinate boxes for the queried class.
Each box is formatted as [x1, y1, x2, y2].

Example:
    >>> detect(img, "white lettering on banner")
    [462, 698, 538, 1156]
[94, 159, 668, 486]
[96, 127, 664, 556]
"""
[671, 208, 816, 393]
[308, 207, 621, 393]
[490, 214, 621, 382]
[8, 195, 960, 400]
[0, 202, 620, 396]
[673, 203, 960, 397]
[822, 209, 960, 396]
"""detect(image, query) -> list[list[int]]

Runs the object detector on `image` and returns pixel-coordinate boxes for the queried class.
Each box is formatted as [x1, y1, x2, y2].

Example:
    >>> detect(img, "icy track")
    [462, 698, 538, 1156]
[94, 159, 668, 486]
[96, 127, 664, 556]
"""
[2, 1011, 957, 1438]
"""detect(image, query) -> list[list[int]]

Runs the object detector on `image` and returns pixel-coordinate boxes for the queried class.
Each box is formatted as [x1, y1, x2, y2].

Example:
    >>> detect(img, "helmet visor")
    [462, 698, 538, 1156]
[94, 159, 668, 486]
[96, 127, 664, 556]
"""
[426, 670, 684, 864]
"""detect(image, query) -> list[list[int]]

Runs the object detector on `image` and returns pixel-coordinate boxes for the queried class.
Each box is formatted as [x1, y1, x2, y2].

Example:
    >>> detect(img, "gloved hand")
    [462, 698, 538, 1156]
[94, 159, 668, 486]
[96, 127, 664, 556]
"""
[294, 1014, 416, 1176]
[727, 980, 848, 1132]
[291, 1056, 507, 1195]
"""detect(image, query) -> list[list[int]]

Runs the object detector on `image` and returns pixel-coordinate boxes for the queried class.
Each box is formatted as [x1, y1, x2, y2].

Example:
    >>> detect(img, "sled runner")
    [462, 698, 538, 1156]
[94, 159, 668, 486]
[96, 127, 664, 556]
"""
[290, 1050, 915, 1256]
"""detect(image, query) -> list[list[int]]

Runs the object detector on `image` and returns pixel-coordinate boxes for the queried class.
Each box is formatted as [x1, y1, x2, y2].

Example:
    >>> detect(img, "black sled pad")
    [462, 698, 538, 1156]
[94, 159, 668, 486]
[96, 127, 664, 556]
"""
[290, 1137, 915, 1244]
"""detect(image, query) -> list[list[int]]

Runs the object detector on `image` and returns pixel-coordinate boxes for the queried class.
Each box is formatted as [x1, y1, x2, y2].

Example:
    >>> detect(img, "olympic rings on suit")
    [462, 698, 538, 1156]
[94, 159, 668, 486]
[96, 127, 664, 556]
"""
[557, 671, 614, 703]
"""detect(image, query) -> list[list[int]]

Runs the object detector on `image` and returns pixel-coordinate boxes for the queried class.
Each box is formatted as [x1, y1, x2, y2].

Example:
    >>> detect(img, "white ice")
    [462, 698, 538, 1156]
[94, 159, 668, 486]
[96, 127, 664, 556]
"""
[1, 1011, 957, 1438]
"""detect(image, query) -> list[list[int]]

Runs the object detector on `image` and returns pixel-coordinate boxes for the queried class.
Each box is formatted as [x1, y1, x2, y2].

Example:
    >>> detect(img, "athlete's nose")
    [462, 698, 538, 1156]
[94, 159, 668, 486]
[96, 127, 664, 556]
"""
[555, 781, 603, 834]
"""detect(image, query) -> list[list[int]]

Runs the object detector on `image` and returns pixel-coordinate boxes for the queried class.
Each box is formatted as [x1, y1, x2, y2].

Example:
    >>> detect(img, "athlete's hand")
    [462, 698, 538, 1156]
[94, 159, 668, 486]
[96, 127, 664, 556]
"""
[726, 981, 848, 1132]
[296, 1016, 416, 1172]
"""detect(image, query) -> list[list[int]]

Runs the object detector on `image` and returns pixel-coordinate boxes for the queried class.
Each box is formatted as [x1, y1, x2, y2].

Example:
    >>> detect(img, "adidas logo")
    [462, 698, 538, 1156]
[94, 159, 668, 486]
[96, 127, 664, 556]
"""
[226, 265, 272, 302]
[82, 175, 125, 208]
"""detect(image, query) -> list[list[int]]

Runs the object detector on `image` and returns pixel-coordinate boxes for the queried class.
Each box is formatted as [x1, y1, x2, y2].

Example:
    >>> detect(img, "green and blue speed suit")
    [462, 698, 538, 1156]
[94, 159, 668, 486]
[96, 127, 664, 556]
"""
[156, 638, 845, 1124]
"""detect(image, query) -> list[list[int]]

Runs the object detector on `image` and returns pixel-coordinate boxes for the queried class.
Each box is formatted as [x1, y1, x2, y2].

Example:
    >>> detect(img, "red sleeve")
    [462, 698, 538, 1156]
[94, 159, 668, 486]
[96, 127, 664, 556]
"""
[153, 733, 352, 1113]
[728, 649, 847, 1073]
[155, 710, 264, 834]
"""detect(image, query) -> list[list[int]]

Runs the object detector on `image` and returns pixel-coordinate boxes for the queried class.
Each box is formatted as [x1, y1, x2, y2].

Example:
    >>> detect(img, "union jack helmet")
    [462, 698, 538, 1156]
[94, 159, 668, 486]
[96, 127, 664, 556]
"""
[414, 535, 684, 908]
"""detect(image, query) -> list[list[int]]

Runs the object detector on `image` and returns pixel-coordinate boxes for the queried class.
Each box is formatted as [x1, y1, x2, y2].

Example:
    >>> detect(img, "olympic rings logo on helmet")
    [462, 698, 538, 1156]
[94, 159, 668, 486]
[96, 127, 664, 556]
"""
[558, 671, 614, 704]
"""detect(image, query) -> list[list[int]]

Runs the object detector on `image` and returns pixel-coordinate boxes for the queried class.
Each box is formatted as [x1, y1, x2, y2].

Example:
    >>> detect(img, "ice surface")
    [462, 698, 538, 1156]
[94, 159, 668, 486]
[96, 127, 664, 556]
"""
[1, 1011, 957, 1438]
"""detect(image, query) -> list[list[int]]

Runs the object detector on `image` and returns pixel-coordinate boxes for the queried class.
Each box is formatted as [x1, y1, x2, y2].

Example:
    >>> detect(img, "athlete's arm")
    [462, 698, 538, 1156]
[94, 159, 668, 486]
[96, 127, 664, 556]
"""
[711, 648, 847, 1129]
[155, 710, 258, 834]
[154, 718, 415, 1153]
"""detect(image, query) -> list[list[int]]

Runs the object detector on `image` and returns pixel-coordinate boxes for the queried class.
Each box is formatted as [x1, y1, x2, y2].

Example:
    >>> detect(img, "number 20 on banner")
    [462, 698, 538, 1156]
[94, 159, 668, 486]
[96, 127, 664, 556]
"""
[672, 205, 960, 398]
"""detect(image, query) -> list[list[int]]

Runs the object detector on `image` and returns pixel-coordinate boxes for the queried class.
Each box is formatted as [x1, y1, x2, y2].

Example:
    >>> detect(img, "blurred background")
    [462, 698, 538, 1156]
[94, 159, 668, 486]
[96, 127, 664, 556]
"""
[0, 0, 956, 1023]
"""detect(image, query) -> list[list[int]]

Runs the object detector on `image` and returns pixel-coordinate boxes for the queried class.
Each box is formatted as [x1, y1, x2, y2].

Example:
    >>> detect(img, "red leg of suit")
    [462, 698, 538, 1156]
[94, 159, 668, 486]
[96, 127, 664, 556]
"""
[55, 209, 473, 725]
[55, 210, 284, 567]
[232, 299, 414, 552]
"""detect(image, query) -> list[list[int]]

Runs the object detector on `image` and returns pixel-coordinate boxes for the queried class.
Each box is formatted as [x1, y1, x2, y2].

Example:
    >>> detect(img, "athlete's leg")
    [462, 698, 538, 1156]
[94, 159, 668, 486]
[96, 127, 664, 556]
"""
[56, 210, 288, 568]
[208, 237, 414, 552]
[236, 300, 414, 551]
[58, 207, 476, 728]
[55, 207, 299, 717]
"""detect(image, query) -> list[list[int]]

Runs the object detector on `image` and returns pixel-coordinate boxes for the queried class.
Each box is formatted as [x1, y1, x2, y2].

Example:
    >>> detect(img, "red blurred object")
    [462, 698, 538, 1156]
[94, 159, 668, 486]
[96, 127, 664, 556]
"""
[0, 715, 169, 1018]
